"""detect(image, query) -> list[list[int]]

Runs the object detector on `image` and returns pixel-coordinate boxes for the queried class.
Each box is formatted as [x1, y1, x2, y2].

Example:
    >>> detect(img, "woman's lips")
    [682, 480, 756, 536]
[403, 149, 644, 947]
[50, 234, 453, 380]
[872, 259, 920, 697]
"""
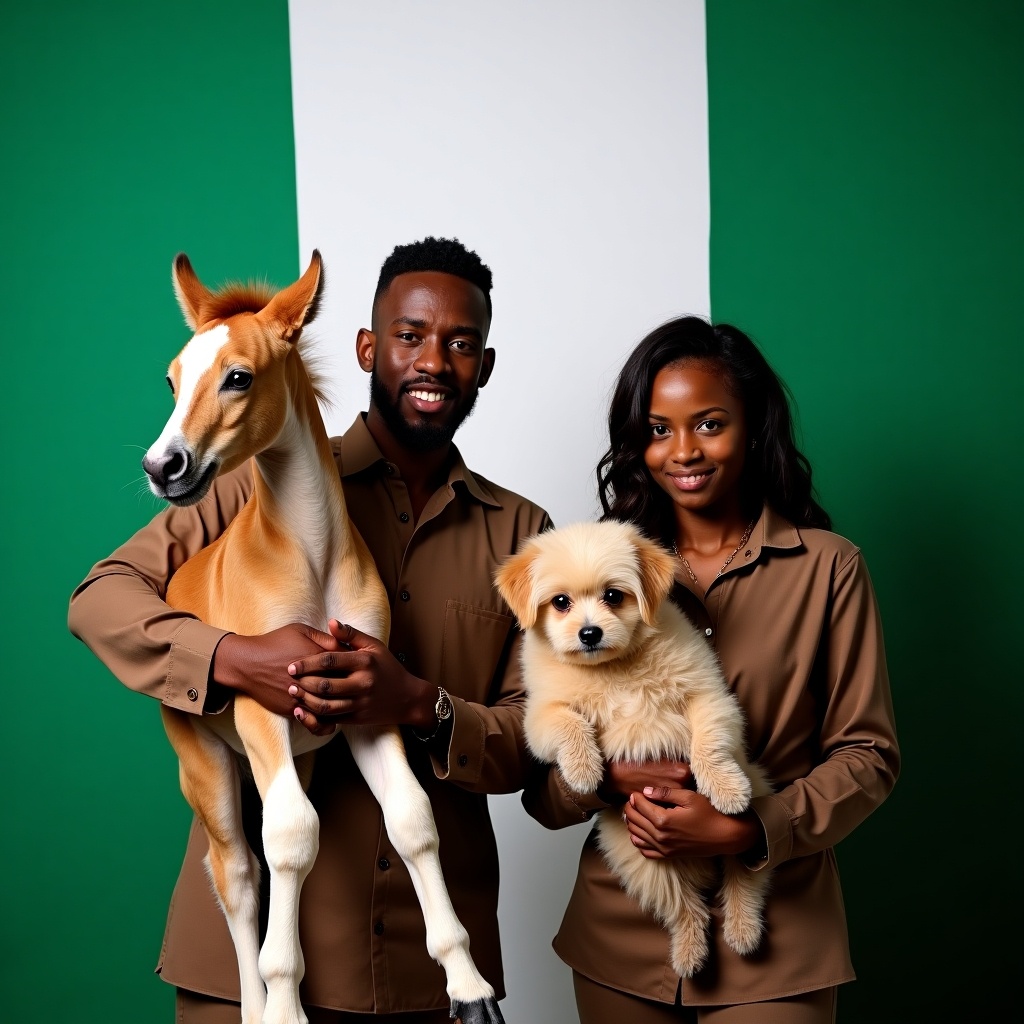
[668, 468, 715, 492]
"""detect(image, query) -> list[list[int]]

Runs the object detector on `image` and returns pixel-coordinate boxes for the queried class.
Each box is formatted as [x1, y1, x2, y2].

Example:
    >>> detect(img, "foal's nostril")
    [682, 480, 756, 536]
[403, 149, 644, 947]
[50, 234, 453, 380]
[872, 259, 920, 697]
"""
[165, 449, 187, 480]
[579, 626, 603, 648]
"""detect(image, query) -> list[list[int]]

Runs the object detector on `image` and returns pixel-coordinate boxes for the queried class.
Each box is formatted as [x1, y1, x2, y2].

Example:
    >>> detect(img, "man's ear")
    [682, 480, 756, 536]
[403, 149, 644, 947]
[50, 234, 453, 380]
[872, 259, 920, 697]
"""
[494, 541, 540, 629]
[632, 533, 676, 625]
[356, 328, 376, 373]
[478, 347, 495, 389]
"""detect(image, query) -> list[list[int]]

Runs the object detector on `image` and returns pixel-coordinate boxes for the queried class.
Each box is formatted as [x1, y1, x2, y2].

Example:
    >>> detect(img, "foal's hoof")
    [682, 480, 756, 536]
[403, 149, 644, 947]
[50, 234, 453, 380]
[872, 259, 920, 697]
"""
[451, 997, 505, 1024]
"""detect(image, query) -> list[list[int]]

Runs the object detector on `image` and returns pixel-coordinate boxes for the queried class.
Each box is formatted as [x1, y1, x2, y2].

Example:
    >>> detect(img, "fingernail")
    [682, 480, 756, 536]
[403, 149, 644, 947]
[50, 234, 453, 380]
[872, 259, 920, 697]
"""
[293, 708, 303, 720]
[288, 685, 298, 696]
[643, 787, 654, 797]
[288, 664, 297, 676]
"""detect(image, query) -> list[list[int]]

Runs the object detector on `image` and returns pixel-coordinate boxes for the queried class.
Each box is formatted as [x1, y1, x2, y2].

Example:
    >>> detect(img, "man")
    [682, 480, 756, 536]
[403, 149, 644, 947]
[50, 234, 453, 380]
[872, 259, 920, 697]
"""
[69, 237, 550, 1023]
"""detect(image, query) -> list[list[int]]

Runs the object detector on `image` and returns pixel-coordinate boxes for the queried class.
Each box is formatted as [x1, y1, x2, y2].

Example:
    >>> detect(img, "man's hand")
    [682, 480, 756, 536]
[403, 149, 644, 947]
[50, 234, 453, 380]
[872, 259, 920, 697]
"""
[599, 758, 692, 804]
[623, 786, 761, 860]
[212, 624, 341, 734]
[286, 620, 437, 732]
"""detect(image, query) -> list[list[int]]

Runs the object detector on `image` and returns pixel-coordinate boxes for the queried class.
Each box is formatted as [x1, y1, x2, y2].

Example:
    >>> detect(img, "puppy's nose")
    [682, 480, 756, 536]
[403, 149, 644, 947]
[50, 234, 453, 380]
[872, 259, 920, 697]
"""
[579, 626, 603, 648]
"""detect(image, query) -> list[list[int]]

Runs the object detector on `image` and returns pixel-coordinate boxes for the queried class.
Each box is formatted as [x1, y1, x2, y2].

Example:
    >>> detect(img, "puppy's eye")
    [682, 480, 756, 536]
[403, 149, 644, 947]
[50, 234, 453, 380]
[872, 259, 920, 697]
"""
[551, 594, 571, 612]
[603, 589, 624, 606]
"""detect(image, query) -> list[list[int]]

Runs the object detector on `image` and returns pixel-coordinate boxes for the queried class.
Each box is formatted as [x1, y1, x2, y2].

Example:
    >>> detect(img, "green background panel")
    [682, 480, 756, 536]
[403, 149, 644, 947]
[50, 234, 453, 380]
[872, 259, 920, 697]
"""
[0, 2, 298, 1022]
[708, 2, 1022, 1019]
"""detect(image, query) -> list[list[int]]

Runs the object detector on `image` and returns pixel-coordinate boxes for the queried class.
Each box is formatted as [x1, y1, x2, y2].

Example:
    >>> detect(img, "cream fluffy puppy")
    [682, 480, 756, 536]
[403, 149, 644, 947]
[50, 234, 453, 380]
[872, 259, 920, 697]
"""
[496, 520, 772, 977]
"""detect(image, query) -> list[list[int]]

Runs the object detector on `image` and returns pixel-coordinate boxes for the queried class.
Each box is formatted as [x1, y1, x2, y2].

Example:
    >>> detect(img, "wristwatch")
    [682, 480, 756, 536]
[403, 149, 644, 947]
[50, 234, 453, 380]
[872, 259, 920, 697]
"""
[416, 687, 452, 742]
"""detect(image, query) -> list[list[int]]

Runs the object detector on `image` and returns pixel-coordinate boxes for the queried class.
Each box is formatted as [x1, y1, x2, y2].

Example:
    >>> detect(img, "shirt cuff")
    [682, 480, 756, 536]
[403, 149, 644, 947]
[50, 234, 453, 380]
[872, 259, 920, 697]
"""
[556, 766, 610, 821]
[164, 618, 230, 715]
[430, 695, 483, 782]
[749, 792, 795, 870]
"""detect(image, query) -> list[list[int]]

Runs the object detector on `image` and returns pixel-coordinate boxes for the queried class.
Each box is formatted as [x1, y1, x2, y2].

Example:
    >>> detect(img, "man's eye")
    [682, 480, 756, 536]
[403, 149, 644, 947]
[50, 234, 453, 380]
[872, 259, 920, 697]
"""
[397, 332, 418, 342]
[551, 594, 571, 612]
[223, 370, 253, 391]
[603, 589, 624, 607]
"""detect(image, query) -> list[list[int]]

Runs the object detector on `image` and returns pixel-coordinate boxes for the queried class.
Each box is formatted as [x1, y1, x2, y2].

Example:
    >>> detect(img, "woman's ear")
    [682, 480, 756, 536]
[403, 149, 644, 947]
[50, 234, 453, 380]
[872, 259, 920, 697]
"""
[494, 542, 541, 629]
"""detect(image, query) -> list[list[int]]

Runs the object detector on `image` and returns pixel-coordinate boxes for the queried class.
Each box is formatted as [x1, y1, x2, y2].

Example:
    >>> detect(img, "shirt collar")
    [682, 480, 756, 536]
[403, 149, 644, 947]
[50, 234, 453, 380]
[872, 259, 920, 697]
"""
[755, 504, 803, 552]
[337, 413, 501, 508]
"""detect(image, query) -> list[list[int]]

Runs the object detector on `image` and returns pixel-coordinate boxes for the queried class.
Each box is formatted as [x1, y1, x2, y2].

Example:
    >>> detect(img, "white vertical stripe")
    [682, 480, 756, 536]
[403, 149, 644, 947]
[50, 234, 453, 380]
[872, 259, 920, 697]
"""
[287, 3, 709, 1018]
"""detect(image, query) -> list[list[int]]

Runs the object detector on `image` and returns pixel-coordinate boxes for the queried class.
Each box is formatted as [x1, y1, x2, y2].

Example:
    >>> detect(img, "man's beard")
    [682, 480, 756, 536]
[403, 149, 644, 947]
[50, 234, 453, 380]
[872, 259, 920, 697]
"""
[369, 368, 479, 454]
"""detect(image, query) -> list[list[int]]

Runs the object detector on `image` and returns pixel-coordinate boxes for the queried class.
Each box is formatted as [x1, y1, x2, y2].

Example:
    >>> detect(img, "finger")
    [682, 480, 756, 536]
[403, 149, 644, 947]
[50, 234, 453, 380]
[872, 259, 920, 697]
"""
[327, 620, 382, 651]
[299, 624, 342, 650]
[292, 706, 337, 737]
[288, 650, 360, 678]
[642, 786, 691, 806]
[624, 798, 663, 845]
[289, 685, 358, 718]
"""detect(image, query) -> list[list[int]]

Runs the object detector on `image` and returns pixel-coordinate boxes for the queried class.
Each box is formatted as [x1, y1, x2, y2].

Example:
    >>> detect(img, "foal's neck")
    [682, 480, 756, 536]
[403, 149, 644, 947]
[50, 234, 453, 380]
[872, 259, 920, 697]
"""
[251, 355, 350, 571]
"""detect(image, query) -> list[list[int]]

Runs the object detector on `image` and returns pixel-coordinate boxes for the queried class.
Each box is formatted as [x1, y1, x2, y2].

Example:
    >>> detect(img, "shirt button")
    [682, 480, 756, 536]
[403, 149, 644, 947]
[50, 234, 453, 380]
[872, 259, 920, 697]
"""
[396, 652, 406, 664]
[704, 627, 713, 637]
[187, 688, 199, 702]
[745, 550, 752, 557]
[385, 464, 394, 475]
[373, 921, 385, 936]
[399, 512, 410, 523]
[378, 857, 390, 871]
[458, 754, 469, 768]
[400, 590, 410, 602]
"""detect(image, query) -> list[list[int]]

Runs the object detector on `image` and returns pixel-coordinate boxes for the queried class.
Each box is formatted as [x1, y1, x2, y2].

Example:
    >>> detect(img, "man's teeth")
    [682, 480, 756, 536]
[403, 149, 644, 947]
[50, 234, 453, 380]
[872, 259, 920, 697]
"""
[409, 390, 447, 403]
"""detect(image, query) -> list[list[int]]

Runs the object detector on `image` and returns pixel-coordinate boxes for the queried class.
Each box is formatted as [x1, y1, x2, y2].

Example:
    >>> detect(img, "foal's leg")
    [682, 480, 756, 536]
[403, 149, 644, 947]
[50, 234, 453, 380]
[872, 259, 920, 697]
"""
[235, 697, 319, 1024]
[161, 707, 265, 1024]
[343, 725, 505, 1024]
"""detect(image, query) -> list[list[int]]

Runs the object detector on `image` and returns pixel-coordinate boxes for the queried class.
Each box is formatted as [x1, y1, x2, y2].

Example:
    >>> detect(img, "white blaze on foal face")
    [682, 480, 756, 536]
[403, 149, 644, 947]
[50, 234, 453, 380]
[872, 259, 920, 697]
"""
[145, 318, 289, 505]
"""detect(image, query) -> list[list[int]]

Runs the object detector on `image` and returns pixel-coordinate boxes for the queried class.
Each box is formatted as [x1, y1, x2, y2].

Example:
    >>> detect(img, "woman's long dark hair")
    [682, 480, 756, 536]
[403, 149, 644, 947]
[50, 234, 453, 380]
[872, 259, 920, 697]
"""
[597, 317, 831, 545]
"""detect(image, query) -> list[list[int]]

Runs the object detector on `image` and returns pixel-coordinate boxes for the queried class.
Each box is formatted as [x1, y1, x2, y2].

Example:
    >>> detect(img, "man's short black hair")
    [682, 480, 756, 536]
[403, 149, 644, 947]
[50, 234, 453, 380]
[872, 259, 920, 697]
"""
[373, 236, 493, 318]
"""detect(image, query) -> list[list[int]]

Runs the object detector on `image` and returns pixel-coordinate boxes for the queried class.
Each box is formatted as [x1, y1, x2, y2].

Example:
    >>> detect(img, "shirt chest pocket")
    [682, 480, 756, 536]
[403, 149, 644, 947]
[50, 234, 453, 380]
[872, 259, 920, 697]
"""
[439, 600, 515, 702]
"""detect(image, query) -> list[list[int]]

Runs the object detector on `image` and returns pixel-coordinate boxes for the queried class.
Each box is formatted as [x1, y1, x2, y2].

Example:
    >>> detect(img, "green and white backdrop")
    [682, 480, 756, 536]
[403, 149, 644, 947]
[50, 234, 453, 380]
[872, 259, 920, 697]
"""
[2, 2, 1020, 1020]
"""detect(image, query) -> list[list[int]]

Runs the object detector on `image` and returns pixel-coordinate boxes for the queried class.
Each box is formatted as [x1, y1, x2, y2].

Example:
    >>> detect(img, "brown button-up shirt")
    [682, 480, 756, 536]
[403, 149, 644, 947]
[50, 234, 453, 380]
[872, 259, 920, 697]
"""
[68, 414, 550, 1013]
[524, 506, 899, 1006]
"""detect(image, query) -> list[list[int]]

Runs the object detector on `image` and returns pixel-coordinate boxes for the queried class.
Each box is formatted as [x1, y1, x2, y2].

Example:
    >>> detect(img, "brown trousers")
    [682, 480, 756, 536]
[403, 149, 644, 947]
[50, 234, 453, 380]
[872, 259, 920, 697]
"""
[176, 989, 453, 1024]
[573, 972, 838, 1024]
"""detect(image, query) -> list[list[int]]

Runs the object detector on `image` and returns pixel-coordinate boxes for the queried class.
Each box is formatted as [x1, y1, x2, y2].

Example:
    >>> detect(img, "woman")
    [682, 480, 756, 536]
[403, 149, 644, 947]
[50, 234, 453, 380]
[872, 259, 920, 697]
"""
[524, 317, 899, 1023]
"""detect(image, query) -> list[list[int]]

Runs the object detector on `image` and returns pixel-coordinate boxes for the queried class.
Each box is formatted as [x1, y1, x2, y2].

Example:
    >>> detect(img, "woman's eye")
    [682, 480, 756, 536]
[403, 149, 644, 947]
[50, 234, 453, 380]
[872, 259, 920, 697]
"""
[223, 370, 253, 391]
[650, 423, 669, 437]
[551, 594, 572, 612]
[697, 419, 722, 432]
[603, 589, 624, 607]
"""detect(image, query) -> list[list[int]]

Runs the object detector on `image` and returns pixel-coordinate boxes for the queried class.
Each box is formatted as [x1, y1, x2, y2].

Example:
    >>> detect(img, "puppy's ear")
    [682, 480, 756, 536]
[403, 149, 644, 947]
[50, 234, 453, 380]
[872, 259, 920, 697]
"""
[632, 534, 676, 625]
[495, 543, 541, 629]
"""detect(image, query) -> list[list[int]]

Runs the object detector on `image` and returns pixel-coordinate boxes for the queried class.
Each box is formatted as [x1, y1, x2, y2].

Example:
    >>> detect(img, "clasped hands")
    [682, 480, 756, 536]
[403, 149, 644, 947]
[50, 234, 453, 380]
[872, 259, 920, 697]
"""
[212, 619, 436, 737]
[601, 759, 761, 862]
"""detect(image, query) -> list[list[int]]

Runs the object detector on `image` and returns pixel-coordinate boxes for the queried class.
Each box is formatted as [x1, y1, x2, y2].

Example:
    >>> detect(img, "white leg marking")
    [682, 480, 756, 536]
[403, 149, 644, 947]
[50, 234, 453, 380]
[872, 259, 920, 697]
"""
[343, 726, 494, 1005]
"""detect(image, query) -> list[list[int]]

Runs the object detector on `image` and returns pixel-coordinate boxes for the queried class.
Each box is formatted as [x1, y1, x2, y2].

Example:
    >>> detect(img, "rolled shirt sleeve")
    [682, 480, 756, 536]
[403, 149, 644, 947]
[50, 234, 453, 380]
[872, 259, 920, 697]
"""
[67, 464, 253, 712]
[751, 550, 900, 869]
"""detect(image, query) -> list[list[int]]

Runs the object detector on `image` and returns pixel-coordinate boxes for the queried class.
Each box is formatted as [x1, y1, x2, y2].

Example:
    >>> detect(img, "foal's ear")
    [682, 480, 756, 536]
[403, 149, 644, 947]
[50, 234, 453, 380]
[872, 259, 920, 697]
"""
[494, 542, 541, 630]
[632, 532, 676, 625]
[258, 250, 325, 343]
[172, 253, 212, 332]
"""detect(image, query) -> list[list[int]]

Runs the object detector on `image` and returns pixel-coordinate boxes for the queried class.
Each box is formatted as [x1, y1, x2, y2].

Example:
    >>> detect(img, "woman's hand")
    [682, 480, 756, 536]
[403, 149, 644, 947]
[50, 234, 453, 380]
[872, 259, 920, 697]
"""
[624, 786, 761, 860]
[599, 758, 692, 804]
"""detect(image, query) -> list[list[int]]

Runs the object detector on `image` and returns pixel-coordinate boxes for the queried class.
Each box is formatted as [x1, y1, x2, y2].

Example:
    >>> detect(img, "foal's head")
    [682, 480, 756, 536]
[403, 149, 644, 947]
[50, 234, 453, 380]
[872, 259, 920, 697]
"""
[143, 252, 324, 506]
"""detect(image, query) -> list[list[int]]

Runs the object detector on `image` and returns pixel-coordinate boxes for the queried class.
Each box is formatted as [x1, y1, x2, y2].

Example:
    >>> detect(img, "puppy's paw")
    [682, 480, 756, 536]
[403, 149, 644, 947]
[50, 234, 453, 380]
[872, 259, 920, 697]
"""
[700, 763, 752, 815]
[723, 909, 765, 957]
[557, 736, 604, 794]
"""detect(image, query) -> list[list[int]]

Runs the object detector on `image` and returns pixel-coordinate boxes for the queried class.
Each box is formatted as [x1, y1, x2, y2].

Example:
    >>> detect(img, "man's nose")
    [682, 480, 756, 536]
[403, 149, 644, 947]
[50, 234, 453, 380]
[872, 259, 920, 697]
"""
[413, 337, 449, 376]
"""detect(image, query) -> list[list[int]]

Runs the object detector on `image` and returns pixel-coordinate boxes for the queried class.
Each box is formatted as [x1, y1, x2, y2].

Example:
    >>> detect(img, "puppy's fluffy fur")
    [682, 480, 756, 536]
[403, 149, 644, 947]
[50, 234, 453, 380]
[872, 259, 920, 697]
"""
[496, 520, 772, 977]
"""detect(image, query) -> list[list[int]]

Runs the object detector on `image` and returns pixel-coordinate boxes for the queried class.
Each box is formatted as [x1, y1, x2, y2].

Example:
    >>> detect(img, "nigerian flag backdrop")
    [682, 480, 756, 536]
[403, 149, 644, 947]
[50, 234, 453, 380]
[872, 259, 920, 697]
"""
[2, 2, 1020, 1022]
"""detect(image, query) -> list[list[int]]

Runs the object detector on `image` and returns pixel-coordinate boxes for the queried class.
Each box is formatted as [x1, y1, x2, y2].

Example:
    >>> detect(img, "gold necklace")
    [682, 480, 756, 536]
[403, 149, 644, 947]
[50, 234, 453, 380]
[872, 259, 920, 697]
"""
[672, 519, 757, 588]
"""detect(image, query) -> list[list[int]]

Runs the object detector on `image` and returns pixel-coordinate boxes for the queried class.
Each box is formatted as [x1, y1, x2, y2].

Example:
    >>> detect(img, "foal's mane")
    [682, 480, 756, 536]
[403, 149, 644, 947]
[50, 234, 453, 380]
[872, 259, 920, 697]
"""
[203, 281, 331, 406]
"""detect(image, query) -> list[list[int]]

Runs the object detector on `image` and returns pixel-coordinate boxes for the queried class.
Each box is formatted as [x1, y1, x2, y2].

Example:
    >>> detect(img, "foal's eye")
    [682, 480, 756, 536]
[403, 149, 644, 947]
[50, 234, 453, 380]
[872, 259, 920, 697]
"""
[223, 369, 253, 391]
[603, 589, 625, 607]
[165, 375, 175, 394]
[551, 594, 572, 612]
